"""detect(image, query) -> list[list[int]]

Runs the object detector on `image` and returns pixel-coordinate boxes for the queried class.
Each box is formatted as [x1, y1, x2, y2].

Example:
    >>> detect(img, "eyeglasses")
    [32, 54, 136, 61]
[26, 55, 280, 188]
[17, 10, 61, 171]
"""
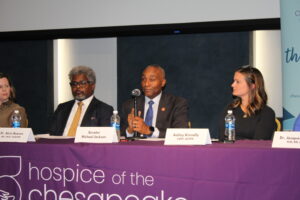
[69, 80, 91, 88]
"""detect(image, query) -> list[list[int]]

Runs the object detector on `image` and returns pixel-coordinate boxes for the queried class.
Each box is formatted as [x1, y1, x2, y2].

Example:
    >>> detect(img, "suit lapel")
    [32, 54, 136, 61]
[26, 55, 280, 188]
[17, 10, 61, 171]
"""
[59, 101, 75, 132]
[157, 93, 167, 124]
[63, 101, 75, 122]
[81, 97, 96, 125]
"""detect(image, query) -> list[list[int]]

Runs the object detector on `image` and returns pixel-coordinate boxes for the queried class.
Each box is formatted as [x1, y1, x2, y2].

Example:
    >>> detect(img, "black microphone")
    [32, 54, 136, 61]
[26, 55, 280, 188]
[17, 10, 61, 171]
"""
[131, 89, 141, 138]
[131, 89, 141, 117]
[131, 88, 141, 97]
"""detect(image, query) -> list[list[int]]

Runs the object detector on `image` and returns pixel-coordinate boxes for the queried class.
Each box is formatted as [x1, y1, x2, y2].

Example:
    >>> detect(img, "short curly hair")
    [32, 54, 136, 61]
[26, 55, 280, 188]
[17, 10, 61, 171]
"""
[69, 66, 96, 83]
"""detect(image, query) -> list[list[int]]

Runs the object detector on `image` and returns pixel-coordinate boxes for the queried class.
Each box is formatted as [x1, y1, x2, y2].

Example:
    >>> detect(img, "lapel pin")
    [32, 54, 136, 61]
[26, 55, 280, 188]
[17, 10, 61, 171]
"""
[161, 107, 166, 112]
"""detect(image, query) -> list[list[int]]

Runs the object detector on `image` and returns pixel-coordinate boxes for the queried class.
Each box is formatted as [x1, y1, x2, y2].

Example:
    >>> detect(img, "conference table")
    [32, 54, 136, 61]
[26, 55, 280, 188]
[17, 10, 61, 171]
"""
[0, 139, 299, 200]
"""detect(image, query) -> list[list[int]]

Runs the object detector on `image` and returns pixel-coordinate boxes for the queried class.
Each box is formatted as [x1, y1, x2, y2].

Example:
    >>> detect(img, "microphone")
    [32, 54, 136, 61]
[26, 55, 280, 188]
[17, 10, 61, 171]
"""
[131, 88, 141, 97]
[131, 89, 141, 117]
[131, 89, 141, 138]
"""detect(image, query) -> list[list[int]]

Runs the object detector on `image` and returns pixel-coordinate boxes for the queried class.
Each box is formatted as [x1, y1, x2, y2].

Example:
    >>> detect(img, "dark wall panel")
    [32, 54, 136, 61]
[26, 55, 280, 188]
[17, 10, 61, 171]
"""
[117, 32, 250, 138]
[0, 40, 53, 134]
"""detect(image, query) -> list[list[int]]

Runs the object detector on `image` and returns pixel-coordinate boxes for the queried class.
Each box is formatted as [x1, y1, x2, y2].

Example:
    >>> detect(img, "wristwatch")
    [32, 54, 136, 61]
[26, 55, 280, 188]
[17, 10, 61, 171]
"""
[149, 126, 155, 135]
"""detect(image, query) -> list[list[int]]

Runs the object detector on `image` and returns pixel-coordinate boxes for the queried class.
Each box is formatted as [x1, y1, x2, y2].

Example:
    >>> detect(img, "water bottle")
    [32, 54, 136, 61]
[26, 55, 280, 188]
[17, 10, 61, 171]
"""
[224, 110, 235, 143]
[11, 110, 22, 128]
[111, 110, 121, 139]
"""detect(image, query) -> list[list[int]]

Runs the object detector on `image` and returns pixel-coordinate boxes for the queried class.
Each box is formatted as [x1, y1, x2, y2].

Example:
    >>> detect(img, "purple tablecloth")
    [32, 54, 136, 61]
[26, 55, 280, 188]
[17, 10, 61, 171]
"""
[0, 140, 299, 200]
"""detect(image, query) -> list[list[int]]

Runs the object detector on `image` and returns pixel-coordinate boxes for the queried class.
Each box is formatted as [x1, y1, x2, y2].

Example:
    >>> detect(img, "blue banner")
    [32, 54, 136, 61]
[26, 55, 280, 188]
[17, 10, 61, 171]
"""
[281, 0, 300, 130]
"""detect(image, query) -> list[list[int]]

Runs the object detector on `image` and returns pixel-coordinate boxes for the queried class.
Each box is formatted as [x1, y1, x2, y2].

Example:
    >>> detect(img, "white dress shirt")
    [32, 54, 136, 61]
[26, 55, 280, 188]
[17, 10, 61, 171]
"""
[62, 95, 94, 136]
[126, 92, 162, 138]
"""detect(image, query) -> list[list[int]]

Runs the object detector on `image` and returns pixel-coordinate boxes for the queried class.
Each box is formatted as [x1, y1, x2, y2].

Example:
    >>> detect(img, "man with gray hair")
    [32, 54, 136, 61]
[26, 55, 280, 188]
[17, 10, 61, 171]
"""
[49, 66, 113, 136]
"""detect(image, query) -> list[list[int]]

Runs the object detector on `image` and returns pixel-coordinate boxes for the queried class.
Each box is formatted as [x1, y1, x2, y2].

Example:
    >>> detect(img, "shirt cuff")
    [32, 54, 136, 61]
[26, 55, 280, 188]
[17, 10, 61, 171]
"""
[126, 129, 134, 137]
[149, 127, 159, 138]
[126, 128, 159, 138]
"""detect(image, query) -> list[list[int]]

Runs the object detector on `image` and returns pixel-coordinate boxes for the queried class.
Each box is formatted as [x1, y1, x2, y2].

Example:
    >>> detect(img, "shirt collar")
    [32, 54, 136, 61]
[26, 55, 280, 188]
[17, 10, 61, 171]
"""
[75, 95, 94, 106]
[145, 92, 162, 105]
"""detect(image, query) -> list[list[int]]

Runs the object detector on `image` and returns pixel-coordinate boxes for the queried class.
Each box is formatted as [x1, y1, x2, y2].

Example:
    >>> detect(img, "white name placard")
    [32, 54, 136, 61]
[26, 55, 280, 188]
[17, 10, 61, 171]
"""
[75, 127, 119, 143]
[0, 128, 35, 143]
[272, 131, 300, 149]
[164, 128, 212, 145]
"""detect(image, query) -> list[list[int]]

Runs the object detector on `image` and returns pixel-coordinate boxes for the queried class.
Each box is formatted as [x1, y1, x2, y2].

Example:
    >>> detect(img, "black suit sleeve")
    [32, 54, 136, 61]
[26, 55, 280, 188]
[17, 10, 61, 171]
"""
[48, 98, 114, 136]
[48, 104, 66, 136]
[120, 94, 189, 138]
[96, 103, 114, 127]
[120, 99, 131, 137]
[157, 96, 189, 138]
[81, 98, 114, 127]
[169, 97, 189, 128]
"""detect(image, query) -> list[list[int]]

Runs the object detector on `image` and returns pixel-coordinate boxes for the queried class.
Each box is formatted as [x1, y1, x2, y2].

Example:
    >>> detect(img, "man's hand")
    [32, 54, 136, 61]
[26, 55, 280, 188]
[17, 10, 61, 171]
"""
[127, 108, 151, 135]
[127, 108, 135, 133]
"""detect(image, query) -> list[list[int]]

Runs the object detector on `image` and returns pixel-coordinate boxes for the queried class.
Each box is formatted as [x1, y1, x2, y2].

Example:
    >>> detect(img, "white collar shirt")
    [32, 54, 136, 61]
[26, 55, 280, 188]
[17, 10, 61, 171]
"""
[126, 92, 162, 138]
[143, 92, 162, 138]
[62, 95, 94, 136]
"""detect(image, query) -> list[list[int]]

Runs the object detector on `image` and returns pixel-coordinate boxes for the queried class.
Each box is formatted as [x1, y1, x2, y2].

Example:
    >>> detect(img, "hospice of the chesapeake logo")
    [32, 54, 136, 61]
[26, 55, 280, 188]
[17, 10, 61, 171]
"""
[0, 156, 22, 200]
[1, 156, 187, 200]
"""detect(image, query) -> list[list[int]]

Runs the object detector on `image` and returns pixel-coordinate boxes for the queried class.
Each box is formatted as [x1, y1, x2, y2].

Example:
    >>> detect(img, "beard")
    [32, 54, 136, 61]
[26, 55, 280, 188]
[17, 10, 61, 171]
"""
[73, 93, 87, 101]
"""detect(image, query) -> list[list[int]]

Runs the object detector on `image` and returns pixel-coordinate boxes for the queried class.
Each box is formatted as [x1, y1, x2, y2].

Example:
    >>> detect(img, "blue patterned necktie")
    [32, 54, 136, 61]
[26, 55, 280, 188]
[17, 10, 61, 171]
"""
[145, 100, 154, 126]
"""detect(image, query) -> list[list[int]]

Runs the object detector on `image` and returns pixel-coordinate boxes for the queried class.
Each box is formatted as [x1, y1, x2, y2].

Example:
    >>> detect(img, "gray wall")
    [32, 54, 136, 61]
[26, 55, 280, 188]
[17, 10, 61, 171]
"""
[53, 38, 117, 110]
[0, 0, 280, 32]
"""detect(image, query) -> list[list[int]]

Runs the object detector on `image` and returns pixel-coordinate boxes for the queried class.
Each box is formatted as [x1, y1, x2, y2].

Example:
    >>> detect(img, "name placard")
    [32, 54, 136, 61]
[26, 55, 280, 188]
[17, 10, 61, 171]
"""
[0, 128, 35, 143]
[74, 127, 119, 143]
[164, 128, 212, 145]
[272, 131, 300, 149]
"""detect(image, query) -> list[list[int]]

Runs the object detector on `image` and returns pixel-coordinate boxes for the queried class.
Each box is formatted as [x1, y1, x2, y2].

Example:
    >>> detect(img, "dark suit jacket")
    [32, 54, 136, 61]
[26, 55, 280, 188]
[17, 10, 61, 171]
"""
[49, 97, 113, 136]
[120, 93, 189, 138]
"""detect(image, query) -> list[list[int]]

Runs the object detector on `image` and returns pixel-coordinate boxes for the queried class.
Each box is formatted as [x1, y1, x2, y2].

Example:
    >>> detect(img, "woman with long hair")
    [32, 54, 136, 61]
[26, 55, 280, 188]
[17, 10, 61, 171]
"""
[0, 73, 28, 127]
[219, 66, 275, 140]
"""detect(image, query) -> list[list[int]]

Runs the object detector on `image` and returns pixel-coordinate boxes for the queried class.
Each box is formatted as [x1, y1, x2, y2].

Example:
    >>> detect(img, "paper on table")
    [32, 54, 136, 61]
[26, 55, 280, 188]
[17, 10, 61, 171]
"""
[135, 138, 165, 141]
[34, 134, 75, 139]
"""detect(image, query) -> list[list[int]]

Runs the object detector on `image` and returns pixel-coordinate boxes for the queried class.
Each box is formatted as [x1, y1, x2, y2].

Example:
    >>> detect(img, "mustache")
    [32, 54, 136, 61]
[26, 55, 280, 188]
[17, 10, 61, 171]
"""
[73, 91, 86, 100]
[73, 94, 86, 100]
[74, 95, 86, 100]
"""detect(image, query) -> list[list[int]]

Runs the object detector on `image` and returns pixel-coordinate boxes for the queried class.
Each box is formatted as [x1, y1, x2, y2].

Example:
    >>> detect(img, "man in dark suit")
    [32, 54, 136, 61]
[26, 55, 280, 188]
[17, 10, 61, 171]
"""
[120, 64, 189, 138]
[49, 66, 113, 136]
